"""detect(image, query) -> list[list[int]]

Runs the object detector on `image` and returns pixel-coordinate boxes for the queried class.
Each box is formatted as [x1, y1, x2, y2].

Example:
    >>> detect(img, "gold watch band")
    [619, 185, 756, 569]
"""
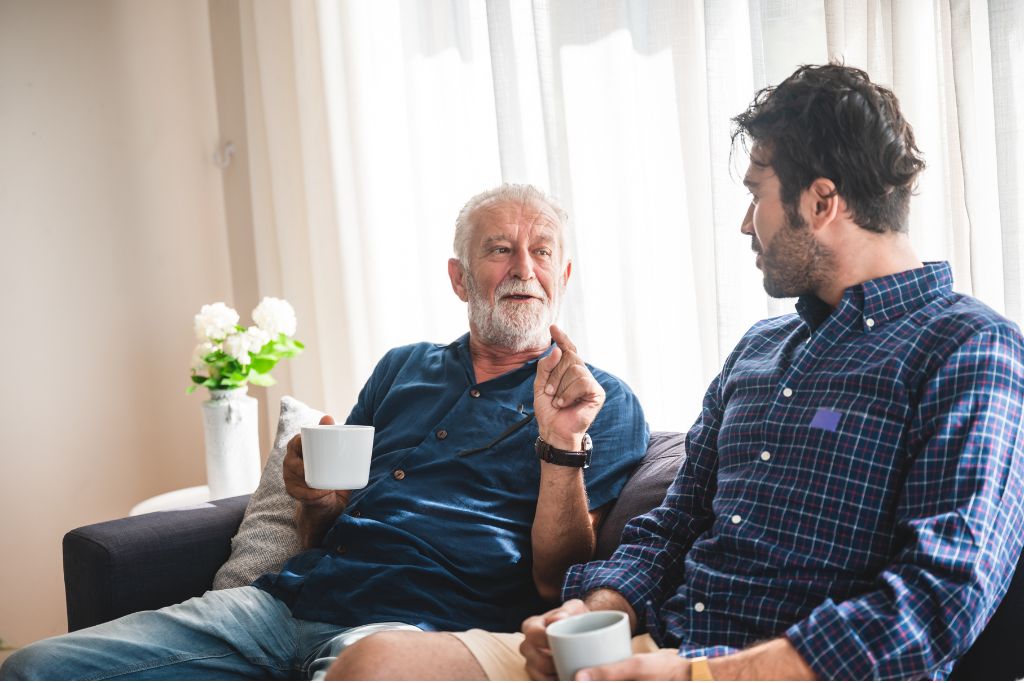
[690, 655, 715, 681]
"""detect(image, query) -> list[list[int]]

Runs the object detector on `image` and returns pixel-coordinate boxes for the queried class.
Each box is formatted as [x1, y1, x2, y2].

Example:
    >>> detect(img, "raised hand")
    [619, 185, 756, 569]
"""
[533, 325, 605, 450]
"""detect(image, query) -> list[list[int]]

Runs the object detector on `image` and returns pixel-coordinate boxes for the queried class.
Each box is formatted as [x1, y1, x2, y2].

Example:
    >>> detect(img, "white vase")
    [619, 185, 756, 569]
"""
[202, 386, 261, 500]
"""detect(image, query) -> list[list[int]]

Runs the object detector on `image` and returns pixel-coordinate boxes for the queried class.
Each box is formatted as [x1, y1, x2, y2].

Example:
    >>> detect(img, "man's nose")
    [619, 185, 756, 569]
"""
[510, 249, 535, 279]
[740, 202, 755, 235]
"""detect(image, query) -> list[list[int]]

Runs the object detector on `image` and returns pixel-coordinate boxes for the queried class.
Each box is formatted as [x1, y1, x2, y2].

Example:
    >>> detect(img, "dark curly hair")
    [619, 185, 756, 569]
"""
[732, 63, 925, 234]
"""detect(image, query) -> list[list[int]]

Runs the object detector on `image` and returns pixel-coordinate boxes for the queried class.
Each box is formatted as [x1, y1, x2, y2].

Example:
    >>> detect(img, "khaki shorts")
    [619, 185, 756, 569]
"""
[451, 629, 663, 681]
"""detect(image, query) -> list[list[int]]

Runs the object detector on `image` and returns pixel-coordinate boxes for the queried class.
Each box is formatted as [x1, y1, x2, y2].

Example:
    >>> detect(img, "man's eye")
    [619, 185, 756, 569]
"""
[536, 249, 551, 257]
[492, 247, 511, 254]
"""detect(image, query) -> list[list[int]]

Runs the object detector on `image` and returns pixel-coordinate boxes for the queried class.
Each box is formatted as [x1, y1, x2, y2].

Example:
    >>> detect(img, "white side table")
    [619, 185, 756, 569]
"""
[130, 485, 212, 516]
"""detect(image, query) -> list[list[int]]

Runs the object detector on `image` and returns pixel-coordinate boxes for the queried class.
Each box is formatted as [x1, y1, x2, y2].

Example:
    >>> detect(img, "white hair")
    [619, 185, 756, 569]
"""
[453, 184, 569, 266]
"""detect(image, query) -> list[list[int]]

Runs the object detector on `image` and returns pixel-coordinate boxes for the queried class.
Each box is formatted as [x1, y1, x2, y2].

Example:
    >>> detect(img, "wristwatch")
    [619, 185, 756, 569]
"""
[690, 656, 714, 681]
[535, 434, 592, 468]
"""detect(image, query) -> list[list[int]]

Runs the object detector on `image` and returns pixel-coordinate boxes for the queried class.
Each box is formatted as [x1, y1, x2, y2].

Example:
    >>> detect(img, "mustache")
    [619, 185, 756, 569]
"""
[495, 279, 547, 301]
[751, 237, 763, 255]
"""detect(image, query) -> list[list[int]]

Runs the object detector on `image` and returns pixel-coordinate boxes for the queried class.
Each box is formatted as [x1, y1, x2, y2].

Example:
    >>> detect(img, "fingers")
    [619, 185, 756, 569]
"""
[520, 600, 591, 680]
[575, 657, 638, 681]
[282, 416, 338, 503]
[539, 330, 604, 410]
[521, 613, 556, 680]
[541, 332, 583, 398]
[576, 653, 685, 681]
[550, 324, 578, 354]
[534, 346, 562, 397]
[552, 365, 604, 409]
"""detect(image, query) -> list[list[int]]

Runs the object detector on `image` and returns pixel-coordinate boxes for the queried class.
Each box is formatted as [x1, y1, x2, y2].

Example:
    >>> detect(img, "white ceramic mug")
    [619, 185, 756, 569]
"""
[300, 425, 374, 490]
[546, 610, 632, 681]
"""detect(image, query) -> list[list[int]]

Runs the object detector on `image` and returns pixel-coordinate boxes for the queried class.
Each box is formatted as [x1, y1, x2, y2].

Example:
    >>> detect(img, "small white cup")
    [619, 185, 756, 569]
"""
[546, 610, 632, 681]
[300, 425, 374, 490]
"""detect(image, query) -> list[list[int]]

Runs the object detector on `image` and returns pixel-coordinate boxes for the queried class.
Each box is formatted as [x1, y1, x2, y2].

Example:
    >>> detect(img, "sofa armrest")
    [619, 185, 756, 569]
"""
[63, 494, 250, 631]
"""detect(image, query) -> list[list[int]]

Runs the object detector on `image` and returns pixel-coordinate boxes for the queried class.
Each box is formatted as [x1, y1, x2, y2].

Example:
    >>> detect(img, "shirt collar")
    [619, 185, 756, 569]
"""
[449, 332, 556, 386]
[796, 261, 953, 332]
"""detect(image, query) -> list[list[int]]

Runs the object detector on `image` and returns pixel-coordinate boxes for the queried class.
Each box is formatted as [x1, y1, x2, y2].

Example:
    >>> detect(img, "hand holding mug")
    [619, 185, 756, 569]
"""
[520, 599, 592, 680]
[283, 415, 368, 510]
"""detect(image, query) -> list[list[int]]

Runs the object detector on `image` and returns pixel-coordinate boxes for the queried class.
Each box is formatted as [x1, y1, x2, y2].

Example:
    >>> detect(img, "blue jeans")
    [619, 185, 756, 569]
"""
[1, 586, 419, 680]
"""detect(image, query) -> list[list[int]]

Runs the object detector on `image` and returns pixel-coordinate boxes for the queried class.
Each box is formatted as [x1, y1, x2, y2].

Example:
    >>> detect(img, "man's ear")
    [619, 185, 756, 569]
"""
[562, 259, 573, 287]
[448, 258, 469, 302]
[804, 178, 841, 232]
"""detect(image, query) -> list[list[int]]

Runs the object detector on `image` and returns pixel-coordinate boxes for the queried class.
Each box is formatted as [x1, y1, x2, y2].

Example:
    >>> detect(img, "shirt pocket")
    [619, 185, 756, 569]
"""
[759, 396, 909, 570]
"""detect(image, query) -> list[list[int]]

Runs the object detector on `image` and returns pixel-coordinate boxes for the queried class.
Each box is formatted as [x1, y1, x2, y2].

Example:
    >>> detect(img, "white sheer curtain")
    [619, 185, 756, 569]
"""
[236, 0, 1023, 431]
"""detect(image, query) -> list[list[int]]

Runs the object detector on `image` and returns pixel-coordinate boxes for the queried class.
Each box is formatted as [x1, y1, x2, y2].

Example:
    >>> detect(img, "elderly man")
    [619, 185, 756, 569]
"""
[333, 64, 1024, 681]
[2, 184, 648, 680]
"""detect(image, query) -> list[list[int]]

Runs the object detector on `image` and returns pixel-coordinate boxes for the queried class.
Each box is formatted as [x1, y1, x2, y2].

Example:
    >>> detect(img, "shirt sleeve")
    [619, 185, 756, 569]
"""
[563, 367, 725, 634]
[580, 371, 651, 511]
[344, 349, 398, 426]
[786, 327, 1024, 680]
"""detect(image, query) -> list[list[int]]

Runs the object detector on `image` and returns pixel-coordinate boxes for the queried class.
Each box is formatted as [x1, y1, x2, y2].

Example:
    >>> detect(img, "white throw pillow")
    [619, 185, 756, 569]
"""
[212, 395, 324, 589]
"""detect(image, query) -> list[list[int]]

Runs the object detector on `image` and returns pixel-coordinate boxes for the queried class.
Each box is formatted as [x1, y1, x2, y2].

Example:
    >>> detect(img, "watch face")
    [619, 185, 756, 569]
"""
[582, 433, 593, 451]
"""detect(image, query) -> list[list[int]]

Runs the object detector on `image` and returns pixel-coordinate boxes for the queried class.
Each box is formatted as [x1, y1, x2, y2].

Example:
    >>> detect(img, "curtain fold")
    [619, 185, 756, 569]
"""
[230, 0, 1023, 431]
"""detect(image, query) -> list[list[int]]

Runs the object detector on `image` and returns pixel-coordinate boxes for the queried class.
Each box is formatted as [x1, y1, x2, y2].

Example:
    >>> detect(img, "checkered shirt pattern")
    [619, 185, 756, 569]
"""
[564, 262, 1024, 680]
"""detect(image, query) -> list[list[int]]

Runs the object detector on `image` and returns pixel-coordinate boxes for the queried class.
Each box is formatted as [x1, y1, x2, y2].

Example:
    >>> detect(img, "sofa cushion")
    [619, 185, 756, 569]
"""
[595, 431, 685, 560]
[212, 396, 323, 589]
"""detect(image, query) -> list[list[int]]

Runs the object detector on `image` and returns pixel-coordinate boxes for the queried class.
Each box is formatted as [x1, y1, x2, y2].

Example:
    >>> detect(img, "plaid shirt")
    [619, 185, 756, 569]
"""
[564, 262, 1024, 680]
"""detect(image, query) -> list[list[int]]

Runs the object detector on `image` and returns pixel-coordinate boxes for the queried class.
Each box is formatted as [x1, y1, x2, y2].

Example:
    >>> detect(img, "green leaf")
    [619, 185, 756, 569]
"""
[248, 372, 276, 387]
[186, 385, 197, 394]
[191, 375, 206, 385]
[251, 357, 276, 374]
[202, 377, 220, 388]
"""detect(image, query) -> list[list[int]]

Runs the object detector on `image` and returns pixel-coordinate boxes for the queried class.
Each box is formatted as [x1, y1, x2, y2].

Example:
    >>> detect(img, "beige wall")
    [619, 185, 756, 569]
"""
[0, 0, 235, 649]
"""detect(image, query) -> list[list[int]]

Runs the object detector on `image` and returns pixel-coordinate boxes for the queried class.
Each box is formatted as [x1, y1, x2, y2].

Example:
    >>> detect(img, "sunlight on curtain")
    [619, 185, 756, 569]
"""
[247, 0, 1021, 430]
[825, 0, 1007, 311]
[306, 0, 836, 429]
[316, 1, 503, 415]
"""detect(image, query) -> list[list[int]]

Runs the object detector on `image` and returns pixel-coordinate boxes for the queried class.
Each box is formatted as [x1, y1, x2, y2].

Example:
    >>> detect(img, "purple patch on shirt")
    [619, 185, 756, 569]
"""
[810, 408, 842, 431]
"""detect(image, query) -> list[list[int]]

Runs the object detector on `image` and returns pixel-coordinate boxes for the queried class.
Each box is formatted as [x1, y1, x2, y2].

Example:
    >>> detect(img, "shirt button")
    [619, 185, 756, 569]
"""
[782, 387, 793, 398]
[731, 514, 742, 524]
[866, 317, 875, 328]
[336, 545, 347, 554]
[469, 389, 481, 398]
[760, 451, 771, 461]
[436, 429, 448, 440]
[693, 602, 705, 613]
[393, 469, 406, 481]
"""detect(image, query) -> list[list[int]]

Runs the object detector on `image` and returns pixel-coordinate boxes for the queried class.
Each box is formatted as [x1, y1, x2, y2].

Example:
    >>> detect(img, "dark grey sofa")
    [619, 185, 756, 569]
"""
[62, 431, 1022, 679]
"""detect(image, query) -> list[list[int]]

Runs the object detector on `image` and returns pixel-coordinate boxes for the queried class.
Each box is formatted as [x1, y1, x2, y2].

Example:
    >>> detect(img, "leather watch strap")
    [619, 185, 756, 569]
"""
[534, 434, 592, 468]
[690, 656, 714, 681]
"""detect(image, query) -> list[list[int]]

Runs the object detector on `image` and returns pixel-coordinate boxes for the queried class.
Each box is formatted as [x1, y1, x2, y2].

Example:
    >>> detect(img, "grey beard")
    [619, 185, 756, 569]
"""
[465, 278, 560, 352]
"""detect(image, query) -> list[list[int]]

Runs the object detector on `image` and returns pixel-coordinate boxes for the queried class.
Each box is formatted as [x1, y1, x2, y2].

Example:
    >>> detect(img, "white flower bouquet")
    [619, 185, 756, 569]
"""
[188, 297, 304, 393]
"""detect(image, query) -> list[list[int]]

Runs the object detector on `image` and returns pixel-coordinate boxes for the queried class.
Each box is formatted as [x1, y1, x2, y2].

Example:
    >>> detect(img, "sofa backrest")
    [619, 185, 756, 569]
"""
[595, 431, 685, 560]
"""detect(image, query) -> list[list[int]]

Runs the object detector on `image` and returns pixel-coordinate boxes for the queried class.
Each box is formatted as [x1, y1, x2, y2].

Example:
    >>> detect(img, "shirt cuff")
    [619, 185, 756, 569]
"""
[785, 599, 876, 680]
[562, 559, 660, 633]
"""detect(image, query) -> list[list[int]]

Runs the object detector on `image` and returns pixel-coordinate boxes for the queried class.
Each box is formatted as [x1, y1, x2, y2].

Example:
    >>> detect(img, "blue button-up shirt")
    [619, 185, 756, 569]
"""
[256, 333, 649, 632]
[564, 263, 1024, 679]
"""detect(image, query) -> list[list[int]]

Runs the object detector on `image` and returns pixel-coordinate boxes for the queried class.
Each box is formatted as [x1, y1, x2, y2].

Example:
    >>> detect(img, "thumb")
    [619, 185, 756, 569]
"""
[319, 414, 336, 426]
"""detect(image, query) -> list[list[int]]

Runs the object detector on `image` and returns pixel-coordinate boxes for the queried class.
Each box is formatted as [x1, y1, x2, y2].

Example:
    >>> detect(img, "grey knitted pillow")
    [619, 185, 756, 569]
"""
[212, 395, 325, 589]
